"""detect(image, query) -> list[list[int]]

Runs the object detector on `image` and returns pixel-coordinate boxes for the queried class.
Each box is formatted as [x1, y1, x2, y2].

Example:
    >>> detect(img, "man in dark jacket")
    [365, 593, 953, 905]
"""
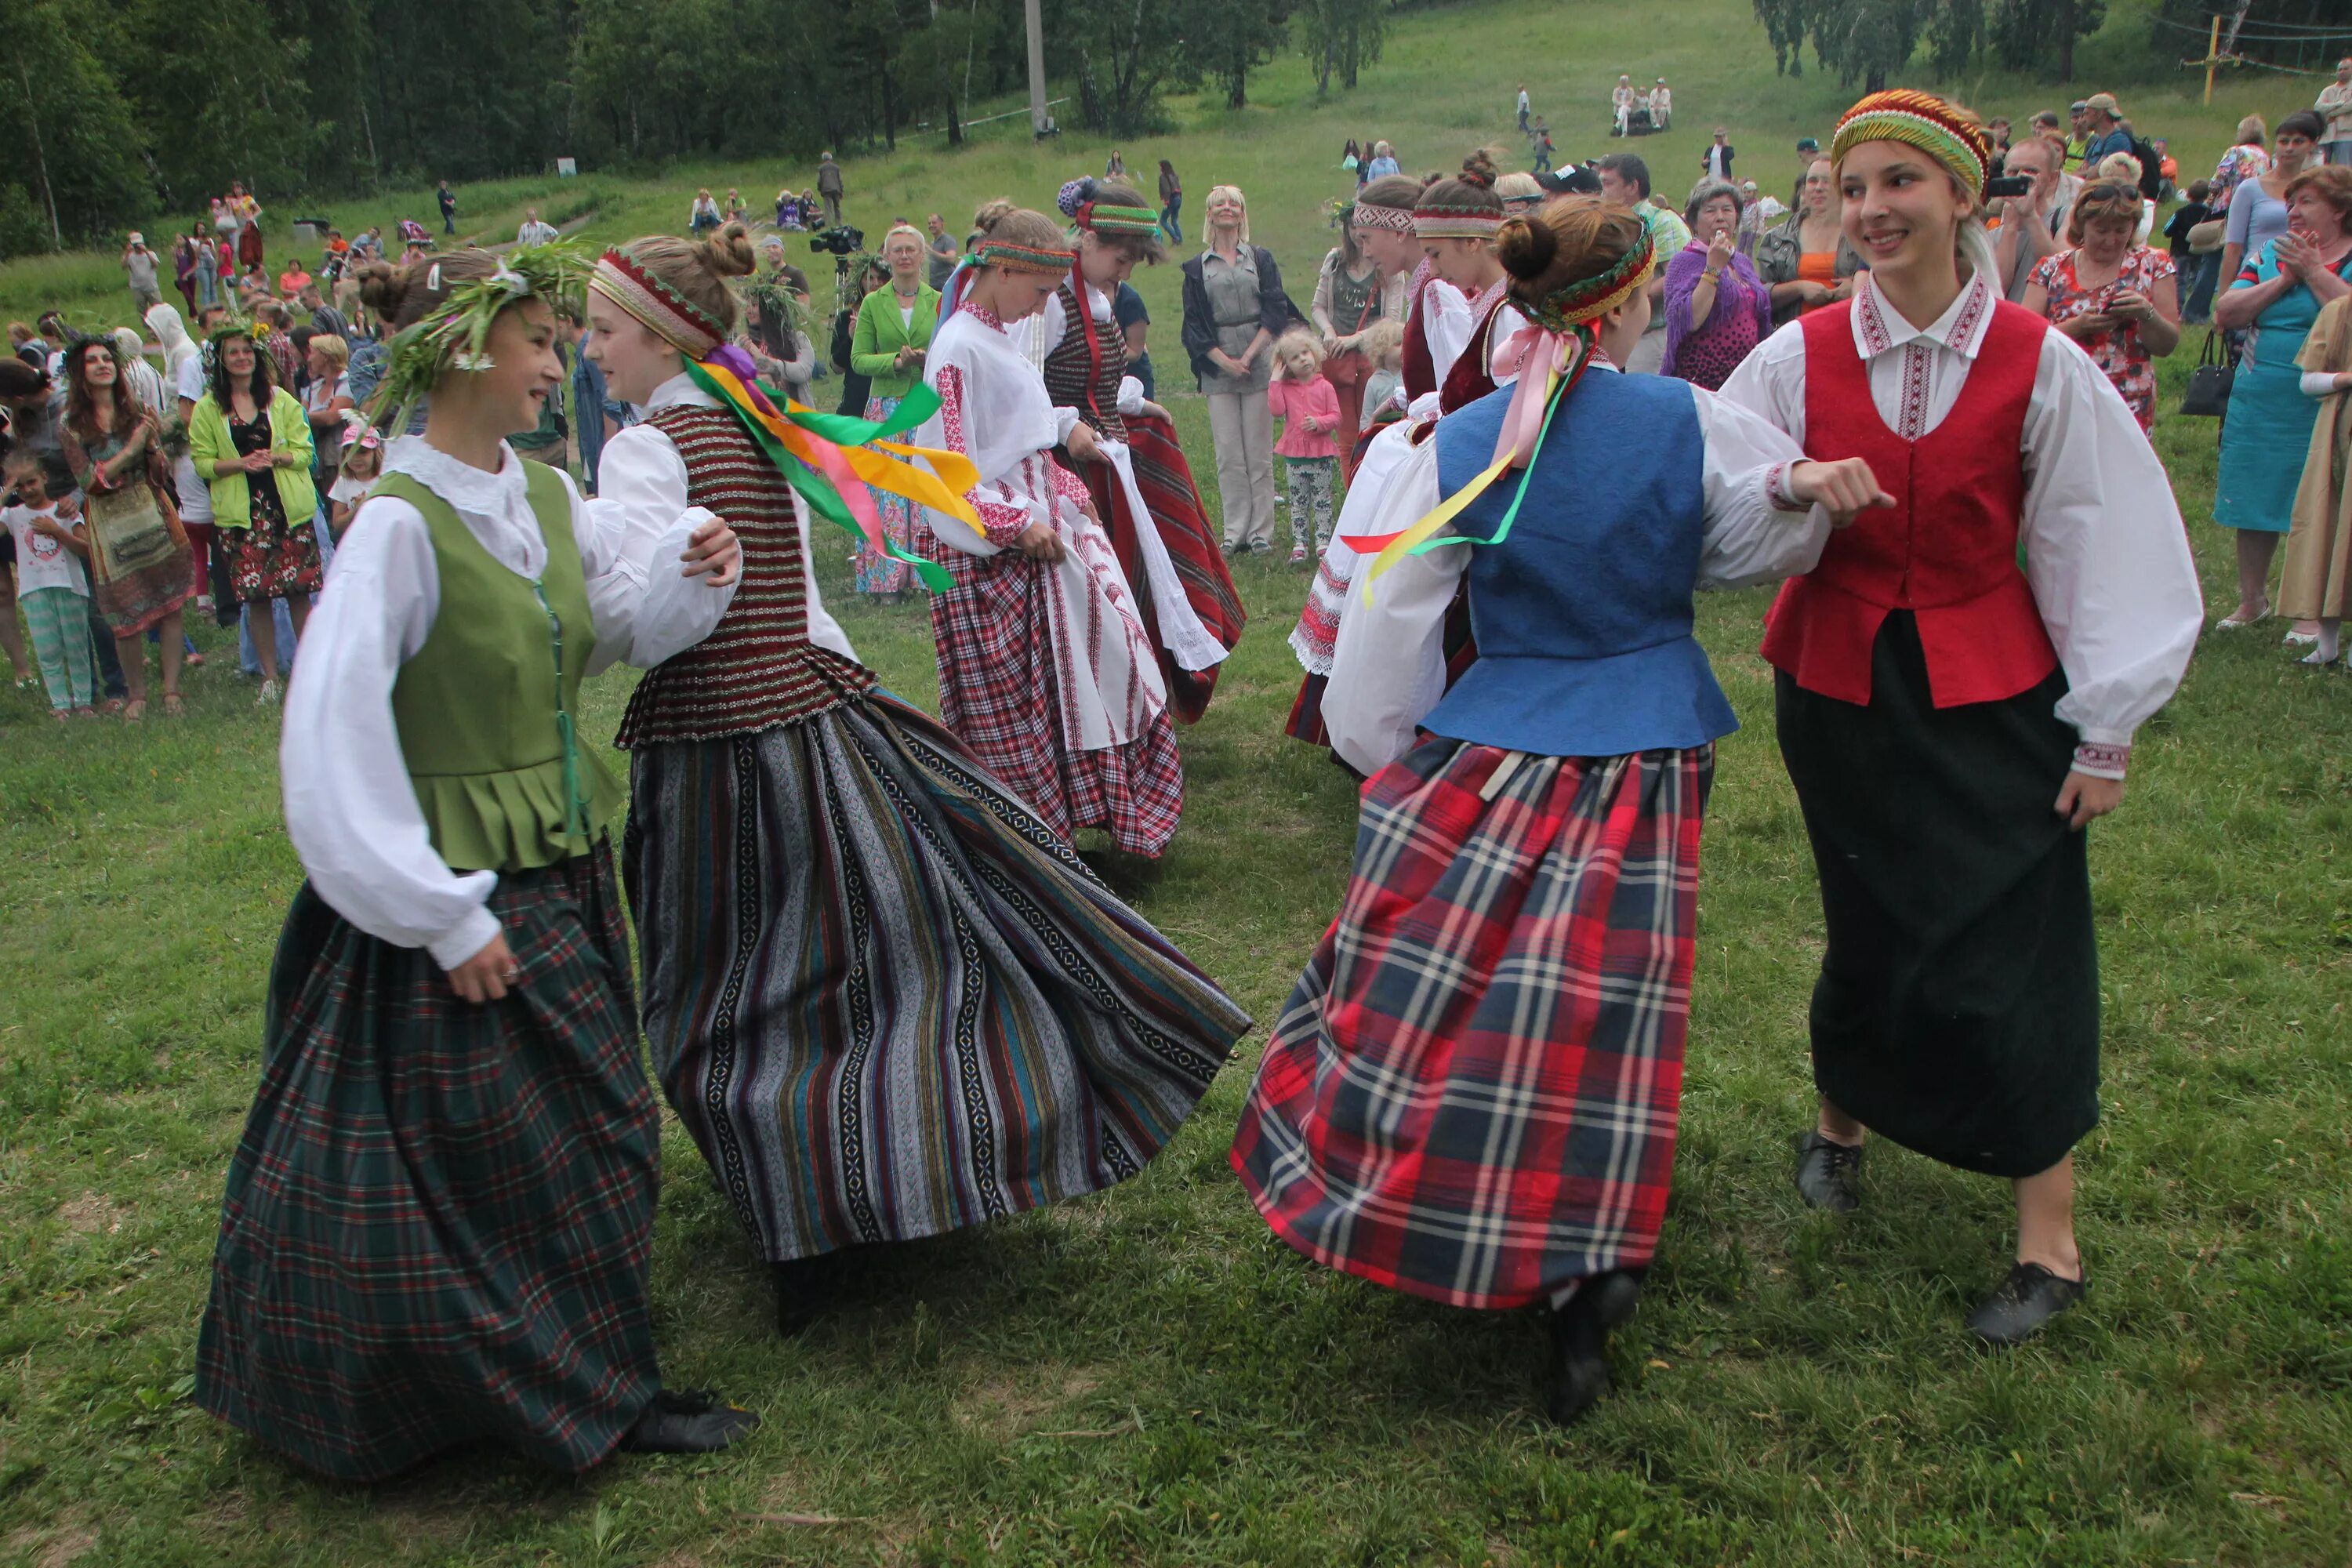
[817, 154, 845, 228]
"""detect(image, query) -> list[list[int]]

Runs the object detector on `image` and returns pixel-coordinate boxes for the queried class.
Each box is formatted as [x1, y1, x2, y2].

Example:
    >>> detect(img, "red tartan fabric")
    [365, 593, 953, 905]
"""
[1069, 414, 1246, 726]
[614, 405, 877, 748]
[1232, 739, 1711, 1308]
[928, 543, 1186, 858]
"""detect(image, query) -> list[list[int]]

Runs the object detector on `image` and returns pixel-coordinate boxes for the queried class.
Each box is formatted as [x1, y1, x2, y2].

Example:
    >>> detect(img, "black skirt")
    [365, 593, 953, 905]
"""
[1774, 613, 2099, 1179]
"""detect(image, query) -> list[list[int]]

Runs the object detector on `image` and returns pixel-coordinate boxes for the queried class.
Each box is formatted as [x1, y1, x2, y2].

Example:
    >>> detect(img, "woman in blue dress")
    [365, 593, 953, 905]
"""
[2213, 163, 2352, 629]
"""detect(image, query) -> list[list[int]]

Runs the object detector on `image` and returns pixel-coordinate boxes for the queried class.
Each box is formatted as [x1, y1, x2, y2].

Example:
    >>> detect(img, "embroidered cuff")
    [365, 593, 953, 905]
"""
[975, 493, 1034, 548]
[2072, 740, 2132, 779]
[1765, 462, 1810, 514]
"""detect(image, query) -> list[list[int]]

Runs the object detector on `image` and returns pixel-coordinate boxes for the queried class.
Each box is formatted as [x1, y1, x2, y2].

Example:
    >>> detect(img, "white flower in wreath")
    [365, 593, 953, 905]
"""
[489, 265, 529, 295]
[451, 349, 497, 372]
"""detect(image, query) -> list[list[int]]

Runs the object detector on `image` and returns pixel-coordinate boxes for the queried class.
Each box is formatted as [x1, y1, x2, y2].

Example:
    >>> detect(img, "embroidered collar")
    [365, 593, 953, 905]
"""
[384, 434, 526, 516]
[1849, 268, 1995, 363]
[960, 302, 1007, 332]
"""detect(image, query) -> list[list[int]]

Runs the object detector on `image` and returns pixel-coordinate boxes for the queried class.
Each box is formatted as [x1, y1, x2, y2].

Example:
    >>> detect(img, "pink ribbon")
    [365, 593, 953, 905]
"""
[1487, 318, 1578, 470]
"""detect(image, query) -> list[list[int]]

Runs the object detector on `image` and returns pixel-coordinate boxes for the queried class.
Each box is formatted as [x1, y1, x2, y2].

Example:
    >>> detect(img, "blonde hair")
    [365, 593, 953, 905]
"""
[307, 332, 350, 372]
[978, 209, 1067, 259]
[1203, 185, 1249, 245]
[2095, 152, 2143, 185]
[1359, 317, 1406, 368]
[1273, 327, 1325, 376]
[971, 198, 1016, 236]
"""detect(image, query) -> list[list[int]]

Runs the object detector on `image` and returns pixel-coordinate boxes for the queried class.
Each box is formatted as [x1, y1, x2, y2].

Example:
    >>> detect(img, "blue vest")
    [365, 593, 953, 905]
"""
[1421, 371, 1736, 758]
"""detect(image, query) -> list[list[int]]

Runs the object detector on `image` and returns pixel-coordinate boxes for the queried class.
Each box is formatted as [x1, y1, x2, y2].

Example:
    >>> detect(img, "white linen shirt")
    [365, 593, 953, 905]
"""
[1715, 268, 2202, 775]
[281, 433, 737, 971]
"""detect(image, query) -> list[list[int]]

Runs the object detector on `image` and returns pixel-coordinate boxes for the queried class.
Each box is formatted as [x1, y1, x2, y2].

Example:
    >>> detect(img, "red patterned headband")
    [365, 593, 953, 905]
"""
[1352, 204, 1417, 233]
[588, 245, 728, 358]
[975, 239, 1077, 274]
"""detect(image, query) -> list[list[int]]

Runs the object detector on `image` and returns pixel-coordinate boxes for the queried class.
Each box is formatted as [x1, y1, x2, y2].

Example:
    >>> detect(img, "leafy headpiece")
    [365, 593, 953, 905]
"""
[370, 242, 592, 429]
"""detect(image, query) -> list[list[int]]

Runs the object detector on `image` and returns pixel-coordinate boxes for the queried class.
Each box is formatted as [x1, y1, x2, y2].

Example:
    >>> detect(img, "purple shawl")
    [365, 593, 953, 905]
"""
[1661, 242, 1774, 390]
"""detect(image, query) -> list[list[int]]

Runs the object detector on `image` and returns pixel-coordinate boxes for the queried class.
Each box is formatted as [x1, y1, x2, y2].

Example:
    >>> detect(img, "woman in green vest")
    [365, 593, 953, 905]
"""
[848, 223, 940, 597]
[194, 243, 757, 1482]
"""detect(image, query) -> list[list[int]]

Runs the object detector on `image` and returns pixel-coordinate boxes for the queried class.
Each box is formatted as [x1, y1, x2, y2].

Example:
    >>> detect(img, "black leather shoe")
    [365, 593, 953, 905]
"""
[1965, 1262, 2085, 1345]
[1793, 1131, 1864, 1212]
[1540, 1271, 1642, 1428]
[618, 1388, 760, 1454]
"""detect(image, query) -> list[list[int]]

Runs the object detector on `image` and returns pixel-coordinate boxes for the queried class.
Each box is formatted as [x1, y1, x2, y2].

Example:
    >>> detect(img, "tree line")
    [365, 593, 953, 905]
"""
[1751, 0, 2344, 95]
[0, 0, 1397, 258]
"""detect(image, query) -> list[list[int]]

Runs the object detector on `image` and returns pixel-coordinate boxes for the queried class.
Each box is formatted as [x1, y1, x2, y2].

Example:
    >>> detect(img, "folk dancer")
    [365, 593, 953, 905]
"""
[1718, 91, 2202, 1342]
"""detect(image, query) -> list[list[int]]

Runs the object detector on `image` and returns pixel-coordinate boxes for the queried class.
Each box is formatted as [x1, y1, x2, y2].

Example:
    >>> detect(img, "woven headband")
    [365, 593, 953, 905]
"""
[1518, 223, 1657, 335]
[589, 245, 728, 358]
[1414, 206, 1504, 240]
[1830, 89, 1991, 198]
[975, 239, 1076, 274]
[1351, 204, 1417, 234]
[1073, 202, 1163, 238]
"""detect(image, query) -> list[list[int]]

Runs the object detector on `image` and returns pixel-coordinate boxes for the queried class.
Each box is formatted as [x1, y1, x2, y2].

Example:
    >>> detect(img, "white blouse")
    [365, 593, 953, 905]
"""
[1010, 286, 1147, 445]
[1322, 367, 1833, 775]
[282, 432, 737, 971]
[1716, 268, 2203, 775]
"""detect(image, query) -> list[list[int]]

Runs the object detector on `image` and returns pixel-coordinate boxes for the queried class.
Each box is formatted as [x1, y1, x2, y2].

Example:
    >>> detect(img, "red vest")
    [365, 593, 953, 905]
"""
[1760, 296, 2057, 708]
[1400, 263, 1440, 402]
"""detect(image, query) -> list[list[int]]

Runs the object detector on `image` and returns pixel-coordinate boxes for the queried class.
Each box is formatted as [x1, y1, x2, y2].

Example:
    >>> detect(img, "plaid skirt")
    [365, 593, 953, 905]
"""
[195, 845, 662, 1481]
[625, 690, 1250, 1264]
[1232, 739, 1711, 1309]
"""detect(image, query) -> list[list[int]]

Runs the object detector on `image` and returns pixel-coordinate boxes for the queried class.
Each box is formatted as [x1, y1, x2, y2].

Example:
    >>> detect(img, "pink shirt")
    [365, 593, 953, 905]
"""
[1269, 374, 1341, 459]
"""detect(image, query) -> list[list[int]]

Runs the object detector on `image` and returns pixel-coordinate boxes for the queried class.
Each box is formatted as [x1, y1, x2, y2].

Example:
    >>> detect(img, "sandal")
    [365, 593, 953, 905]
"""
[183, 651, 206, 669]
[2215, 601, 2270, 630]
[162, 692, 187, 716]
[122, 699, 147, 723]
[103, 697, 127, 715]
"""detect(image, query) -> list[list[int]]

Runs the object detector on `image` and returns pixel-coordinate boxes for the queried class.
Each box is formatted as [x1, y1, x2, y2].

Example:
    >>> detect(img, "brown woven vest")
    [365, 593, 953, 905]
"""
[613, 404, 875, 749]
[1040, 280, 1131, 444]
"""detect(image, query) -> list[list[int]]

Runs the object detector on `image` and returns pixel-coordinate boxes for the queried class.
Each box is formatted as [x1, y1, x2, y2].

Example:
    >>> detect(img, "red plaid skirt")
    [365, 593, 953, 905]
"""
[929, 547, 1185, 858]
[1232, 739, 1711, 1308]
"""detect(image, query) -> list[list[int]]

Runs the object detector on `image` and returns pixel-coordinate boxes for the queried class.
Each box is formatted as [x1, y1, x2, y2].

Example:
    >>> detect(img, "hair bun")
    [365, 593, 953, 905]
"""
[1495, 214, 1557, 281]
[698, 220, 757, 279]
[353, 260, 412, 321]
[1056, 177, 1098, 218]
[1460, 148, 1499, 189]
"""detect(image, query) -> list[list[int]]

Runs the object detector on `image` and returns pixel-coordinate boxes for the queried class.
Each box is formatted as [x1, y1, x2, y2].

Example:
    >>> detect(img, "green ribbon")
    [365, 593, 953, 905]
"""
[1406, 372, 1572, 559]
[681, 360, 955, 592]
[534, 581, 590, 851]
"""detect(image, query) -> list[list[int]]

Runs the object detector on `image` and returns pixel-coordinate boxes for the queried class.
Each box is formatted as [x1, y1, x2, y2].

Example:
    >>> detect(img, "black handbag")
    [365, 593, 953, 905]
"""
[2180, 330, 2234, 417]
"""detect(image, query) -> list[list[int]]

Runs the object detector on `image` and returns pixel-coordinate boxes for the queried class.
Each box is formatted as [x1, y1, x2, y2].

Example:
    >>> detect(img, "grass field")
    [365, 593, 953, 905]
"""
[5, 0, 2352, 1563]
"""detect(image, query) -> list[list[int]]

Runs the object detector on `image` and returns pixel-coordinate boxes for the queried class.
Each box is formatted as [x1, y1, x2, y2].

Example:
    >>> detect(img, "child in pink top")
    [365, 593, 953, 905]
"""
[1269, 330, 1341, 564]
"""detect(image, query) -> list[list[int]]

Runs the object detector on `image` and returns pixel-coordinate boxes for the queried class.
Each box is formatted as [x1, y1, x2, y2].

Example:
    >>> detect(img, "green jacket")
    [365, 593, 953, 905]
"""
[376, 463, 622, 873]
[850, 284, 941, 400]
[188, 385, 318, 527]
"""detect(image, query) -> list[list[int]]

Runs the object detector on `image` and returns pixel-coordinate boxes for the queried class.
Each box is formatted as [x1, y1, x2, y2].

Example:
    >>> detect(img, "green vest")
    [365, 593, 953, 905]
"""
[377, 462, 624, 873]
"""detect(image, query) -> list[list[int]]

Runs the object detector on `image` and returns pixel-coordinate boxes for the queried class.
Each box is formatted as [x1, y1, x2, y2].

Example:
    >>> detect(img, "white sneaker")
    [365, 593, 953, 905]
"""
[256, 679, 280, 706]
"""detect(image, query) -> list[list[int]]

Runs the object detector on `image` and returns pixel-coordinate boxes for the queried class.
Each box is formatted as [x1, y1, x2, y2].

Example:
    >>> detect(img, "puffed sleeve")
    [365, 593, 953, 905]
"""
[1686, 380, 1831, 586]
[1322, 438, 1459, 776]
[281, 495, 502, 971]
[930, 364, 1040, 550]
[2018, 331, 2203, 775]
[565, 463, 735, 673]
[1421, 282, 1475, 387]
[578, 422, 728, 675]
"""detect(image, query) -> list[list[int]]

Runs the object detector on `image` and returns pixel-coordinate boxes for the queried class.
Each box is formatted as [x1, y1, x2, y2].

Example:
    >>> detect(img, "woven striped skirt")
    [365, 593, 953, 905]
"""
[625, 690, 1250, 1263]
[196, 845, 662, 1481]
[1232, 739, 1711, 1309]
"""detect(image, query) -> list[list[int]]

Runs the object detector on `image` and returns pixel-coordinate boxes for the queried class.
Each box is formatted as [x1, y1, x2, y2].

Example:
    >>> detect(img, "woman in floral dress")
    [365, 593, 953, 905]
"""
[2021, 179, 2183, 433]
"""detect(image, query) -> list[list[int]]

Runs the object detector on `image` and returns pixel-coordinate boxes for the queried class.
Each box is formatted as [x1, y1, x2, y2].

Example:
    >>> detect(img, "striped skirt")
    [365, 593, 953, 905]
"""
[1232, 739, 1711, 1309]
[624, 690, 1250, 1263]
[196, 846, 662, 1481]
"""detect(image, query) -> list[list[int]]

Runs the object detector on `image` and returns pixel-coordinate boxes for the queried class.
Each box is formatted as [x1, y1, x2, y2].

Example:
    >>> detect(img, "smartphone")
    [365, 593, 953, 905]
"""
[1984, 176, 2032, 200]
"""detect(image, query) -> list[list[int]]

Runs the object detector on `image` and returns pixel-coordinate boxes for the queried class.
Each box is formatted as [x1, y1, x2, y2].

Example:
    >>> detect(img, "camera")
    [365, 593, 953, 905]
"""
[1984, 176, 2033, 199]
[808, 225, 866, 256]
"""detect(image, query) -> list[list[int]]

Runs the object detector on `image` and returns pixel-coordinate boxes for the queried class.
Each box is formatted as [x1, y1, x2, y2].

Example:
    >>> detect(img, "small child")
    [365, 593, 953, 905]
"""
[328, 425, 383, 543]
[1267, 328, 1341, 564]
[2, 458, 97, 718]
[1358, 318, 1407, 428]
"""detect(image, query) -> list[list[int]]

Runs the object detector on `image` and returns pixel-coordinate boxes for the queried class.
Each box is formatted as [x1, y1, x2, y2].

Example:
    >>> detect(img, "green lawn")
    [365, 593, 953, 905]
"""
[5, 0, 2352, 1563]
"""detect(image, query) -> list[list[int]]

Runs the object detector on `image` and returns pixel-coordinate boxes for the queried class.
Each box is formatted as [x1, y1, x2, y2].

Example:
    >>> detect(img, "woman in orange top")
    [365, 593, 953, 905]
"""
[1756, 157, 1862, 328]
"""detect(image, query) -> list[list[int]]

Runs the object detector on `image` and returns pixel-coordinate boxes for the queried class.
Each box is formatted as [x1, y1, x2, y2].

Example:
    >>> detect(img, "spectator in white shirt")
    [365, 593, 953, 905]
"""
[517, 207, 561, 247]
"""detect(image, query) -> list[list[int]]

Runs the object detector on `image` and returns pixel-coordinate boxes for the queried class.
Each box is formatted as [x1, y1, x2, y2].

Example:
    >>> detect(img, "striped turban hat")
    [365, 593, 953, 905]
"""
[1829, 89, 1992, 200]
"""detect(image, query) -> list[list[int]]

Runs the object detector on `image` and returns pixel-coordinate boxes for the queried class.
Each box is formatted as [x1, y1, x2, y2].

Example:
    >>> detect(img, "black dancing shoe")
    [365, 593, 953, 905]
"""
[1793, 1131, 1864, 1213]
[618, 1387, 761, 1454]
[1964, 1262, 2086, 1346]
[771, 1256, 840, 1337]
[1540, 1270, 1644, 1428]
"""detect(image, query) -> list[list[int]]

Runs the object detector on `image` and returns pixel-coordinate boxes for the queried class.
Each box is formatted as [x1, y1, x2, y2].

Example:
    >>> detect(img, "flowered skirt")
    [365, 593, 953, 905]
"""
[221, 481, 324, 605]
[1232, 739, 1711, 1309]
[853, 393, 919, 595]
[195, 845, 662, 1481]
[624, 691, 1250, 1263]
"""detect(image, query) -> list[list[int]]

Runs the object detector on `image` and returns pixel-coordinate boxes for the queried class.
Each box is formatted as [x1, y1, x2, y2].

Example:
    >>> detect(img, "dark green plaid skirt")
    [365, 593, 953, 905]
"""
[195, 844, 663, 1481]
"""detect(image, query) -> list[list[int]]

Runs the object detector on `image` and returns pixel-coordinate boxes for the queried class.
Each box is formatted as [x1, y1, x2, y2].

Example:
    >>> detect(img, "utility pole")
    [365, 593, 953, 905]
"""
[1025, 0, 1051, 137]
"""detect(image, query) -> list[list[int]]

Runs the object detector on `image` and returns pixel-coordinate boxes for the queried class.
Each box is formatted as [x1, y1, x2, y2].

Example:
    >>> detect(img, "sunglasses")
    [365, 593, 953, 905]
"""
[2082, 183, 2140, 204]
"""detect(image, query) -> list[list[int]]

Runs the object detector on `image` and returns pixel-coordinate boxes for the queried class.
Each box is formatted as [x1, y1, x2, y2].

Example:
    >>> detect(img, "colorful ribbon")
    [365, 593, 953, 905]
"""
[688, 343, 985, 593]
[1345, 315, 1597, 590]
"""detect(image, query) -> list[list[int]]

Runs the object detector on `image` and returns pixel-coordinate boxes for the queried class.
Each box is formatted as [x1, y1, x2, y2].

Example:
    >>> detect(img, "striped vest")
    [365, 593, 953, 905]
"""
[613, 405, 876, 749]
[1041, 280, 1130, 443]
